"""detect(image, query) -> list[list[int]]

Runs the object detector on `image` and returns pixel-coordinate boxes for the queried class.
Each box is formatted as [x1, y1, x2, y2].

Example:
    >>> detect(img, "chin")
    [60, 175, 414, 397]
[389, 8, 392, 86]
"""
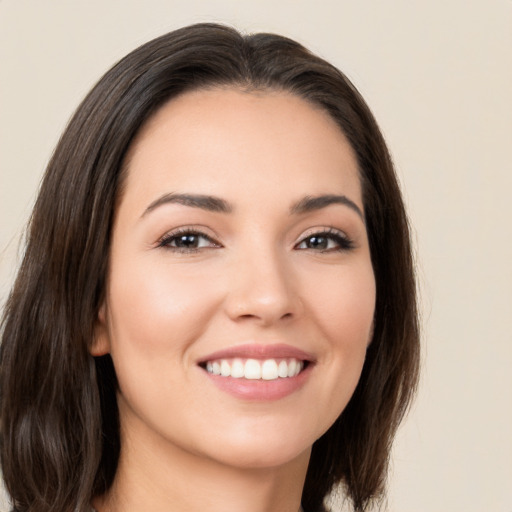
[198, 418, 318, 470]
[210, 439, 312, 470]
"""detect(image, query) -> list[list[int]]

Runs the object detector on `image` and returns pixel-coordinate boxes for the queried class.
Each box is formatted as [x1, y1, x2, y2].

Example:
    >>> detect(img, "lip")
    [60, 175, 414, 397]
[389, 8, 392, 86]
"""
[197, 343, 315, 401]
[197, 343, 315, 364]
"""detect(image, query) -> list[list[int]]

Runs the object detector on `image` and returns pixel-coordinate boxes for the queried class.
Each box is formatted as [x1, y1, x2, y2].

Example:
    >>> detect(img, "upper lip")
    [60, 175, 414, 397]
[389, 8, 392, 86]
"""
[197, 343, 316, 364]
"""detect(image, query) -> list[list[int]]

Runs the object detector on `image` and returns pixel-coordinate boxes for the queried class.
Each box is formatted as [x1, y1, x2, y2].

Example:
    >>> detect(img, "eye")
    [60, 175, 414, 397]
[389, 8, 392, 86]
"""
[295, 229, 354, 252]
[158, 229, 220, 252]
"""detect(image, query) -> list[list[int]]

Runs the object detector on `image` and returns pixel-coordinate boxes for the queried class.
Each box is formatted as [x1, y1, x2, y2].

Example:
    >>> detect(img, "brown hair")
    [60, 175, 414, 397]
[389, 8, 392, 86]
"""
[0, 23, 419, 512]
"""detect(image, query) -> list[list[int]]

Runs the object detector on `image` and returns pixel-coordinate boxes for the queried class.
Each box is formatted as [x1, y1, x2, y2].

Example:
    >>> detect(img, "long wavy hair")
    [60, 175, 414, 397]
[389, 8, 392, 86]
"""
[0, 23, 419, 512]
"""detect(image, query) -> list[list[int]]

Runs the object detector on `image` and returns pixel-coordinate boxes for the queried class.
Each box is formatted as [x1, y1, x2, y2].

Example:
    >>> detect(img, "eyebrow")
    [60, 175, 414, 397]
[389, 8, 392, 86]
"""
[290, 194, 364, 220]
[142, 192, 363, 220]
[142, 193, 232, 217]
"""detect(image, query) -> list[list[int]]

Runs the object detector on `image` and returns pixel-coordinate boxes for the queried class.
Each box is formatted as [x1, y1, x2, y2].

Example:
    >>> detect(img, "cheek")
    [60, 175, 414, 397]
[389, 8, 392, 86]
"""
[304, 261, 376, 348]
[105, 259, 222, 367]
[300, 261, 375, 427]
[104, 260, 227, 427]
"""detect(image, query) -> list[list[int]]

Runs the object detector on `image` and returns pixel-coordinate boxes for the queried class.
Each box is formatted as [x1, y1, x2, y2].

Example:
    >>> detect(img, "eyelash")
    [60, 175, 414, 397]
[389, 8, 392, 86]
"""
[157, 227, 354, 253]
[157, 228, 220, 253]
[294, 228, 354, 252]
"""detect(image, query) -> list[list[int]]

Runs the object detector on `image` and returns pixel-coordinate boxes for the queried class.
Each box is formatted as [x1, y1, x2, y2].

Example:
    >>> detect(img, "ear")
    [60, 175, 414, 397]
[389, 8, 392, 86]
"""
[90, 301, 111, 356]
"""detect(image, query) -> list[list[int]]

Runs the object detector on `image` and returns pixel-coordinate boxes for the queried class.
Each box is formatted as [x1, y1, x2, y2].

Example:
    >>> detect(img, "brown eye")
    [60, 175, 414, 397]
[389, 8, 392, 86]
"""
[173, 234, 202, 248]
[158, 230, 220, 252]
[303, 235, 329, 250]
[296, 230, 354, 252]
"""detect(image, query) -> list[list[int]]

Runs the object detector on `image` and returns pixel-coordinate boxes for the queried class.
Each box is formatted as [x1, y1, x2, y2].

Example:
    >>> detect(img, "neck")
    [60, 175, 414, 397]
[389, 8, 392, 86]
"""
[93, 416, 310, 512]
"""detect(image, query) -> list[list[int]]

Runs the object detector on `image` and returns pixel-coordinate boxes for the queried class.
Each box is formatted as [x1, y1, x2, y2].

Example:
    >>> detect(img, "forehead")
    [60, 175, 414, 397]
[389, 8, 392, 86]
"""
[121, 88, 362, 211]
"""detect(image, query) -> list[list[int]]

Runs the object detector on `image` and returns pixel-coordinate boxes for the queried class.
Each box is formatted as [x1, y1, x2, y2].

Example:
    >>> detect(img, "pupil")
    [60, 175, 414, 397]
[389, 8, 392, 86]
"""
[308, 236, 327, 249]
[176, 234, 198, 247]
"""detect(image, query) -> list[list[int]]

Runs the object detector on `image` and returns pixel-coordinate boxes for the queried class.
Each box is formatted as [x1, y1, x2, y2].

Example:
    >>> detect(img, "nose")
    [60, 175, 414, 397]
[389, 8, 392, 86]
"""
[224, 247, 302, 326]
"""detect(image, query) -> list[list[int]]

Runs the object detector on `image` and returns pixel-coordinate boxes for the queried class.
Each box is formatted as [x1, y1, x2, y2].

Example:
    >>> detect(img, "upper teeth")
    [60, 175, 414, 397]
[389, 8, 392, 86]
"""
[205, 358, 304, 380]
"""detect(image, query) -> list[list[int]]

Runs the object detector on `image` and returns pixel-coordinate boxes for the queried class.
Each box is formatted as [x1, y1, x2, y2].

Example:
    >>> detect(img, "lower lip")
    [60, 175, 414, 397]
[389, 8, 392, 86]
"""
[201, 364, 313, 401]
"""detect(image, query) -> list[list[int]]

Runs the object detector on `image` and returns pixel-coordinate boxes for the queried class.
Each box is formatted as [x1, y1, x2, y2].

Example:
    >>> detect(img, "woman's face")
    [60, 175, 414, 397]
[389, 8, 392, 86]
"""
[93, 88, 376, 469]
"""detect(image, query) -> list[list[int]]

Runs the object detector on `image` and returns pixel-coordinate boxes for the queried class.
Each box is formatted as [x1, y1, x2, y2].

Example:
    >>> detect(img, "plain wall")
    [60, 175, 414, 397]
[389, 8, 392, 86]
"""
[1, 1, 511, 511]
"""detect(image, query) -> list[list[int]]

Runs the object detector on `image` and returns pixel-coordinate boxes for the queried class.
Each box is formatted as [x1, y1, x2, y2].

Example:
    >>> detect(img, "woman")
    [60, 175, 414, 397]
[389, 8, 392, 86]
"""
[0, 23, 419, 512]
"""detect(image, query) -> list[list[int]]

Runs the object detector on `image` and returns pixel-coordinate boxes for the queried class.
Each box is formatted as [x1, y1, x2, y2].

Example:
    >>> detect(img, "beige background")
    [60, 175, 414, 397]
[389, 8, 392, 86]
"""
[1, 1, 511, 511]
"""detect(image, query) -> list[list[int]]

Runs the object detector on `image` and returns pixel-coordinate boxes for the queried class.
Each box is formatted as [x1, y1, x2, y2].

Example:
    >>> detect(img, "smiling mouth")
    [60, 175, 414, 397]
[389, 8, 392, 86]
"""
[199, 358, 309, 380]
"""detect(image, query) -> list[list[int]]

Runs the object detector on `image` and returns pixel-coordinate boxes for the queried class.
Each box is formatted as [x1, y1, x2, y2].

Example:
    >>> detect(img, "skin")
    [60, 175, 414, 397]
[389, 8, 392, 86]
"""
[92, 88, 376, 512]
